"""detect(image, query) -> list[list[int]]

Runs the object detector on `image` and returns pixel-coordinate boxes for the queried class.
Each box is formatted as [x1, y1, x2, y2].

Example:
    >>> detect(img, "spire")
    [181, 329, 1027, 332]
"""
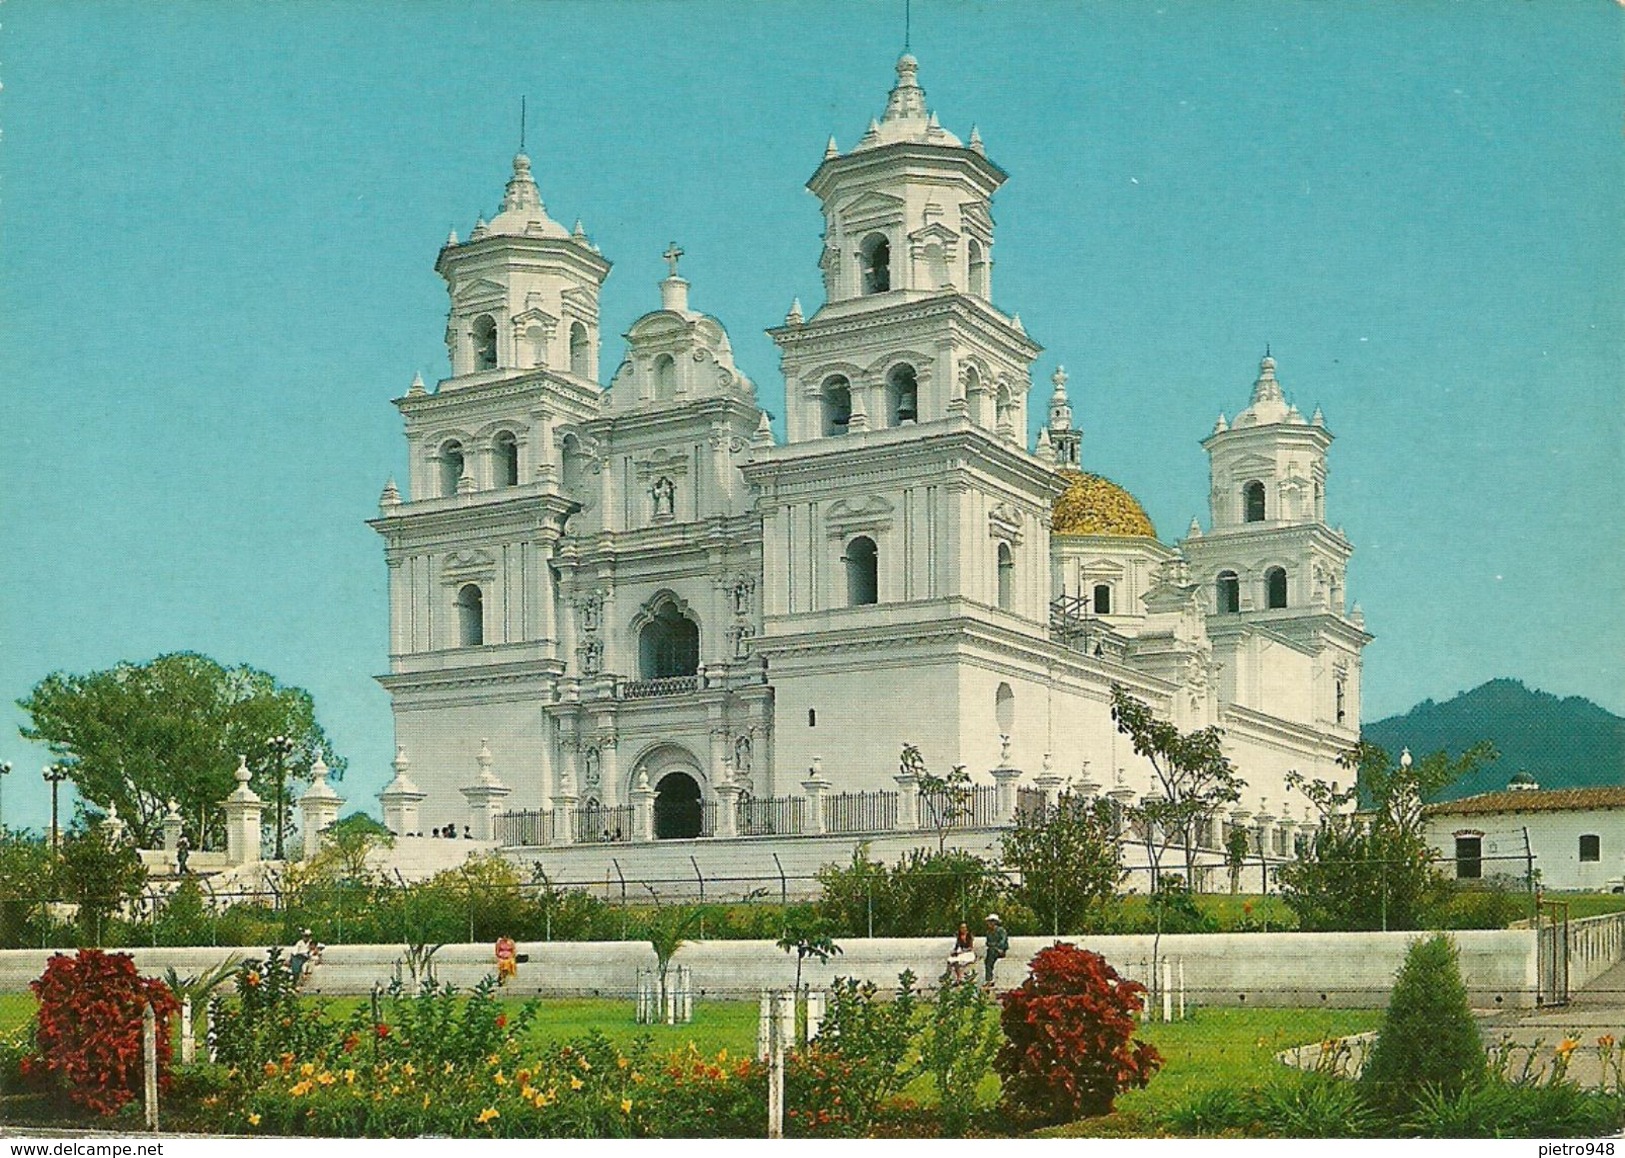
[1251, 353, 1284, 407]
[1311, 404, 1326, 427]
[1187, 516, 1203, 539]
[379, 477, 401, 510]
[445, 227, 459, 247]
[884, 53, 928, 124]
[825, 135, 839, 158]
[502, 152, 542, 217]
[786, 297, 804, 325]
[969, 124, 984, 154]
[1213, 412, 1228, 434]
[752, 409, 775, 448]
[408, 370, 426, 396]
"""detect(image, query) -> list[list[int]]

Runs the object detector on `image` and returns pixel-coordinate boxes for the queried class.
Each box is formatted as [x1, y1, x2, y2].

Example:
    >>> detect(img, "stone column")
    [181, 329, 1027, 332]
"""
[297, 754, 343, 860]
[991, 764, 1022, 825]
[552, 754, 579, 845]
[714, 765, 742, 840]
[802, 759, 831, 836]
[1276, 818, 1298, 859]
[379, 747, 427, 838]
[1034, 771, 1065, 813]
[161, 800, 184, 853]
[1228, 809, 1253, 852]
[894, 768, 920, 830]
[598, 734, 621, 809]
[222, 755, 264, 867]
[630, 770, 657, 843]
[101, 802, 127, 845]
[461, 739, 513, 843]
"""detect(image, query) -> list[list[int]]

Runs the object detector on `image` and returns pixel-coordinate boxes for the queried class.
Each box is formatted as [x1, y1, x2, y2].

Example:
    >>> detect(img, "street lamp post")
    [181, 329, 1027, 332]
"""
[43, 763, 70, 852]
[0, 761, 11, 834]
[267, 735, 295, 861]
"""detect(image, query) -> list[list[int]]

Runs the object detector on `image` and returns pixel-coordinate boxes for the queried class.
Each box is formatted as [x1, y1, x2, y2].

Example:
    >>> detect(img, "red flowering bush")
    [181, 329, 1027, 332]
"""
[29, 949, 181, 1116]
[995, 942, 1162, 1123]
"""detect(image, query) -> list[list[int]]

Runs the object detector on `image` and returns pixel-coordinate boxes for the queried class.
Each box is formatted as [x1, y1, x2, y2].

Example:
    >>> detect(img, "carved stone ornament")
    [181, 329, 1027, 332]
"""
[580, 640, 602, 675]
[583, 747, 602, 790]
[651, 476, 676, 521]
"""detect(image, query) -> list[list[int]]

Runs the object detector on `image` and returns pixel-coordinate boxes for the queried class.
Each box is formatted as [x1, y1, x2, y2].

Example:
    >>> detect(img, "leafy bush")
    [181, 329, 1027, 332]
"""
[1407, 1078, 1623, 1138]
[28, 948, 181, 1115]
[1159, 1084, 1253, 1136]
[1249, 1073, 1379, 1137]
[353, 974, 538, 1073]
[208, 948, 336, 1070]
[922, 975, 1000, 1136]
[1428, 883, 1531, 930]
[789, 972, 920, 1135]
[1146, 877, 1218, 934]
[995, 942, 1161, 1124]
[1360, 934, 1485, 1113]
[1001, 793, 1121, 935]
[817, 846, 1010, 938]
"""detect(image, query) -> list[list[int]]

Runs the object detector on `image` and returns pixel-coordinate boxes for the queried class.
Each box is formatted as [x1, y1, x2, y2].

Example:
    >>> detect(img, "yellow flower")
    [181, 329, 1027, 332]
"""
[300, 1062, 316, 1077]
[317, 1071, 336, 1086]
[521, 1085, 537, 1100]
[621, 1098, 633, 1114]
[517, 1068, 533, 1084]
[227, 1067, 240, 1079]
[247, 1113, 261, 1127]
[423, 1094, 431, 1109]
[487, 1053, 502, 1067]
[569, 1076, 584, 1091]
[390, 1084, 401, 1095]
[343, 1069, 356, 1085]
[617, 1055, 629, 1070]
[477, 1107, 500, 1124]
[289, 1080, 313, 1097]
[579, 1056, 591, 1071]
[632, 1072, 644, 1084]
[443, 1061, 455, 1075]
[402, 1062, 416, 1077]
[493, 1071, 508, 1086]
[717, 1049, 728, 1062]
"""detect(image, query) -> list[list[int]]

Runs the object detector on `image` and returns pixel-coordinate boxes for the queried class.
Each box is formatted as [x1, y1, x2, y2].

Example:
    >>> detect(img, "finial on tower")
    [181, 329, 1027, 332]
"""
[662, 241, 685, 278]
[825, 135, 839, 158]
[786, 297, 804, 325]
[969, 124, 984, 154]
[519, 96, 527, 153]
[1051, 365, 1069, 395]
[408, 370, 426, 396]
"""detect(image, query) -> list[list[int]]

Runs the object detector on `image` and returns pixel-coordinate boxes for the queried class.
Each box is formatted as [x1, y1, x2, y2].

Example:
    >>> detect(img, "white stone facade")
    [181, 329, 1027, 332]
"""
[369, 55, 1370, 866]
[1425, 787, 1625, 892]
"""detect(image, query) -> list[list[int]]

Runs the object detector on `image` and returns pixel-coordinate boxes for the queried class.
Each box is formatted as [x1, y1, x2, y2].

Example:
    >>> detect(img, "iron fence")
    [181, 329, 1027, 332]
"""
[574, 804, 633, 843]
[619, 676, 699, 699]
[737, 795, 806, 837]
[1014, 786, 1048, 821]
[494, 809, 554, 847]
[824, 790, 899, 835]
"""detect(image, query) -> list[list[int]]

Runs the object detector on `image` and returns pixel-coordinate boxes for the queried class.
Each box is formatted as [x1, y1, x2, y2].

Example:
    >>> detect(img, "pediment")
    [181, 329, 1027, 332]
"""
[959, 199, 994, 234]
[442, 549, 497, 579]
[627, 312, 692, 342]
[908, 220, 960, 244]
[1081, 558, 1127, 577]
[512, 305, 557, 327]
[826, 494, 895, 529]
[1227, 453, 1276, 477]
[560, 285, 599, 320]
[841, 190, 907, 224]
[454, 277, 507, 305]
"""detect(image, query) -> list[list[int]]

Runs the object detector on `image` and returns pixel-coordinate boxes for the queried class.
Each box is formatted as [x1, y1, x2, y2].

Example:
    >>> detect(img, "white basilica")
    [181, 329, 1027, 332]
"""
[368, 55, 1371, 863]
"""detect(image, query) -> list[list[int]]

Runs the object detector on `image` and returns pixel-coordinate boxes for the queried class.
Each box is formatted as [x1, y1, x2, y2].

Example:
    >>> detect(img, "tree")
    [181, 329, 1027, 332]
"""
[19, 652, 343, 849]
[56, 825, 147, 945]
[1001, 792, 1121, 935]
[1111, 685, 1245, 890]
[776, 910, 842, 995]
[641, 890, 703, 1014]
[0, 831, 53, 948]
[312, 812, 395, 885]
[1275, 742, 1495, 931]
[903, 743, 973, 854]
[1360, 933, 1486, 1114]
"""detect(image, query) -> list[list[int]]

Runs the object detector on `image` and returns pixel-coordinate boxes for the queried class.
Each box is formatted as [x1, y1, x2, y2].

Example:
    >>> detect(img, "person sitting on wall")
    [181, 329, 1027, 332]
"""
[495, 935, 518, 986]
[983, 913, 1009, 988]
[948, 921, 976, 984]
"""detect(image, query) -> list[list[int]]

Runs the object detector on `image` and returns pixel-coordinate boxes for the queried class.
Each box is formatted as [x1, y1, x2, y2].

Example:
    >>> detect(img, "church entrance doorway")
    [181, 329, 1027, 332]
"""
[654, 771, 703, 840]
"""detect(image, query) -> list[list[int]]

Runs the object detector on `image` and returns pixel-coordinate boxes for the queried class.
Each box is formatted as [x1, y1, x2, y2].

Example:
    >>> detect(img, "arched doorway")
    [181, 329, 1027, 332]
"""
[654, 771, 703, 839]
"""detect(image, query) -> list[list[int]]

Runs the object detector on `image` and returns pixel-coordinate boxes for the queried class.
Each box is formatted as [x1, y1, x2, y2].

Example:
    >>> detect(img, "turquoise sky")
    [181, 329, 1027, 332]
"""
[2, 2, 1621, 830]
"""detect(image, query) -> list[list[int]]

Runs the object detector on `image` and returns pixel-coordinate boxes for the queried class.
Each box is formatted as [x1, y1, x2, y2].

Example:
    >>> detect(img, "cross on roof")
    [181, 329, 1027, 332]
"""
[662, 242, 684, 278]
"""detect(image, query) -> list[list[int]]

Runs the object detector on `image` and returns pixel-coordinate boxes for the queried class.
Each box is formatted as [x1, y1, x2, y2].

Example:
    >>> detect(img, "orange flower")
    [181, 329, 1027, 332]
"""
[1557, 1038, 1579, 1057]
[246, 971, 261, 987]
[1600, 1035, 1616, 1049]
[477, 1107, 499, 1124]
[262, 1062, 279, 1077]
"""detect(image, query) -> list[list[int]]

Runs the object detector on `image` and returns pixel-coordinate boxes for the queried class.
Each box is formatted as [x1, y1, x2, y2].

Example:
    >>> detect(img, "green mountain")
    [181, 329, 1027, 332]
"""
[1362, 679, 1625, 802]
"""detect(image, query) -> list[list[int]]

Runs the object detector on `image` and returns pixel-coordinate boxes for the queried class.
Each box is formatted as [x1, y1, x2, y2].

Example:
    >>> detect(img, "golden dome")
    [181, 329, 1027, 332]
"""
[1051, 471, 1157, 538]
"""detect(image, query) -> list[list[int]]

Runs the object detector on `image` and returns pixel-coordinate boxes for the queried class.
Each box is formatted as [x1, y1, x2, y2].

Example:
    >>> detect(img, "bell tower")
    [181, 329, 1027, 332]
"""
[1181, 354, 1370, 734]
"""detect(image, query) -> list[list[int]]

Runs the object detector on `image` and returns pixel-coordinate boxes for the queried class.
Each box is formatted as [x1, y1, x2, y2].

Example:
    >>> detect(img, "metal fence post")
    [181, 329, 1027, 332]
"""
[773, 852, 787, 906]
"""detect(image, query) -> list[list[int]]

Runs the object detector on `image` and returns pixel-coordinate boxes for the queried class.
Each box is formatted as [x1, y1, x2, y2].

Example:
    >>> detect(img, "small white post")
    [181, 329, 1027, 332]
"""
[142, 1002, 159, 1131]
[180, 997, 194, 1065]
[777, 987, 795, 1051]
[767, 990, 790, 1139]
[665, 971, 676, 1025]
[806, 990, 826, 1042]
[1161, 959, 1172, 1023]
[757, 991, 771, 1061]
[680, 965, 693, 1023]
[206, 1003, 217, 1063]
[1178, 960, 1187, 1020]
[635, 970, 646, 1024]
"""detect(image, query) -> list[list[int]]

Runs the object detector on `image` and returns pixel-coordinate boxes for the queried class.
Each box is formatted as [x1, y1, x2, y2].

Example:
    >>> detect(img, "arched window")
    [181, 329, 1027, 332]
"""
[1243, 480, 1266, 523]
[653, 354, 677, 400]
[888, 364, 918, 425]
[845, 536, 878, 607]
[493, 431, 519, 488]
[1216, 571, 1240, 614]
[526, 325, 548, 368]
[1335, 677, 1347, 724]
[967, 237, 989, 297]
[472, 315, 498, 371]
[456, 584, 484, 647]
[996, 542, 1015, 611]
[995, 682, 1015, 735]
[1266, 566, 1288, 610]
[861, 233, 891, 294]
[569, 322, 591, 378]
[1313, 480, 1324, 520]
[1093, 583, 1113, 615]
[638, 601, 700, 679]
[822, 375, 852, 436]
[439, 440, 465, 497]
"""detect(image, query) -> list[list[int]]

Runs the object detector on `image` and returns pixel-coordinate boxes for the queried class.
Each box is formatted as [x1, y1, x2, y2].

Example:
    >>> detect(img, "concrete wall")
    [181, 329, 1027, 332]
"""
[0, 929, 1537, 1008]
